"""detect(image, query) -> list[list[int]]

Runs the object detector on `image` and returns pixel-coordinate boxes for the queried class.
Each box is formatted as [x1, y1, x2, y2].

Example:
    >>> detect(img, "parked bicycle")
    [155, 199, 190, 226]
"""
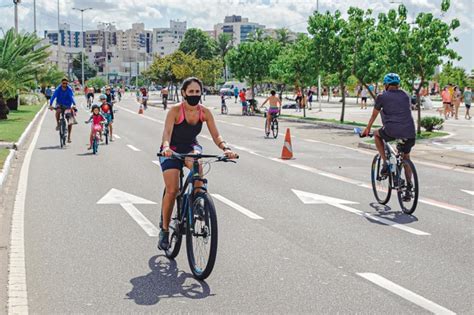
[156, 152, 238, 280]
[355, 128, 419, 214]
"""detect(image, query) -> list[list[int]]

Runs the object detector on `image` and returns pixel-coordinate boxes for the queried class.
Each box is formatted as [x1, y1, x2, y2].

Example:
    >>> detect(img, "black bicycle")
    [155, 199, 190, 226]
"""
[156, 152, 237, 280]
[355, 128, 419, 214]
[163, 95, 168, 110]
[103, 119, 109, 145]
[58, 107, 71, 148]
[263, 107, 279, 138]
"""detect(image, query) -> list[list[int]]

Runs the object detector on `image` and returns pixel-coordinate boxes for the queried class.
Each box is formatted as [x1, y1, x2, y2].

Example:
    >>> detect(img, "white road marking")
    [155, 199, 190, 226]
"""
[127, 144, 141, 152]
[461, 189, 474, 196]
[357, 273, 455, 314]
[419, 198, 474, 217]
[98, 189, 159, 237]
[120, 203, 159, 237]
[152, 160, 161, 166]
[292, 190, 430, 236]
[113, 134, 121, 139]
[117, 105, 164, 124]
[231, 122, 244, 127]
[8, 105, 48, 314]
[212, 194, 264, 220]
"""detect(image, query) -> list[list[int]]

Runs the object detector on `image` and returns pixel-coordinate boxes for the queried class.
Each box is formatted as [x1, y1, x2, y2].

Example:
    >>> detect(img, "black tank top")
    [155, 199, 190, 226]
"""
[169, 103, 204, 153]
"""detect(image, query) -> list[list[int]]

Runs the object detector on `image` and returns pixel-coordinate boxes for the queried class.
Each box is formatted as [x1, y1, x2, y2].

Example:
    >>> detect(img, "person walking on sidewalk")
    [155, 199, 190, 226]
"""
[441, 86, 452, 119]
[453, 86, 462, 120]
[295, 88, 302, 112]
[360, 87, 368, 109]
[463, 86, 472, 120]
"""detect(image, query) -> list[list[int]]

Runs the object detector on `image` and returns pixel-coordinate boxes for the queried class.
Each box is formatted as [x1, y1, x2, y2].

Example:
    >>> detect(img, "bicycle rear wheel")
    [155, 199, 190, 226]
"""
[271, 119, 279, 138]
[265, 119, 270, 137]
[371, 154, 392, 204]
[104, 126, 109, 145]
[186, 192, 218, 280]
[396, 159, 419, 214]
[92, 136, 98, 154]
[60, 119, 67, 148]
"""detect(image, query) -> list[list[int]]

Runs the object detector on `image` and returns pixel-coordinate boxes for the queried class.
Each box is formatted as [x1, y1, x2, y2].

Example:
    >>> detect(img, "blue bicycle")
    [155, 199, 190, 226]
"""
[156, 152, 237, 280]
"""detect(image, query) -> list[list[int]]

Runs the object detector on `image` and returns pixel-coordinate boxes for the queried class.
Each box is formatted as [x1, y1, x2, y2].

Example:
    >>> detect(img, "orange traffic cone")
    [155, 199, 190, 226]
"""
[138, 104, 144, 114]
[281, 128, 293, 160]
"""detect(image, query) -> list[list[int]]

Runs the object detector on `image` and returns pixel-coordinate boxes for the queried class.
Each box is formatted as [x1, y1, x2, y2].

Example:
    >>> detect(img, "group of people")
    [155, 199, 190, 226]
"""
[441, 84, 472, 120]
[48, 78, 116, 150]
[235, 87, 257, 115]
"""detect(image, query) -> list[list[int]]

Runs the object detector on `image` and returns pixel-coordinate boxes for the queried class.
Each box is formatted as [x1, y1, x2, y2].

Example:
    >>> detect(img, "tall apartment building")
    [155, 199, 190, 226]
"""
[214, 15, 265, 45]
[153, 20, 187, 57]
[44, 23, 82, 48]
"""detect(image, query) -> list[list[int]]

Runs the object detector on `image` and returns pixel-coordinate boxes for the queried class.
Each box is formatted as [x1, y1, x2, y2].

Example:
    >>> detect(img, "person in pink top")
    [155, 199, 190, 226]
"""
[85, 104, 106, 150]
[441, 86, 452, 119]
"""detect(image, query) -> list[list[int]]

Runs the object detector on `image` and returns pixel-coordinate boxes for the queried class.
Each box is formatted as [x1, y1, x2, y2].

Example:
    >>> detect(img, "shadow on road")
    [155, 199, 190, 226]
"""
[364, 202, 419, 224]
[125, 255, 212, 306]
[38, 145, 62, 150]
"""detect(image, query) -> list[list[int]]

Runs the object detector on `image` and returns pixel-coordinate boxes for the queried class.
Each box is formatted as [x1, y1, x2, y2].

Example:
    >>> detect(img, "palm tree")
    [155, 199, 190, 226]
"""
[0, 28, 50, 118]
[217, 33, 233, 80]
[247, 28, 266, 42]
[276, 28, 292, 46]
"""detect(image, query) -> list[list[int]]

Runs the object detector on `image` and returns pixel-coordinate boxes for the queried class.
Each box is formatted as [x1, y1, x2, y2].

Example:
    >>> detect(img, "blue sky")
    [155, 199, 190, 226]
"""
[1, 0, 472, 71]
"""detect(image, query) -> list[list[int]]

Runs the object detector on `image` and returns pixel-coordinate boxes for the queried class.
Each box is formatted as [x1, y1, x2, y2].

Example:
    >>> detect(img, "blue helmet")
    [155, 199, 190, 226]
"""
[383, 73, 401, 85]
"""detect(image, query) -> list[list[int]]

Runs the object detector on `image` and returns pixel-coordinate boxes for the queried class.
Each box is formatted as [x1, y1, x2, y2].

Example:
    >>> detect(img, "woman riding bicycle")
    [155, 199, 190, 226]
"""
[261, 90, 281, 135]
[158, 77, 238, 250]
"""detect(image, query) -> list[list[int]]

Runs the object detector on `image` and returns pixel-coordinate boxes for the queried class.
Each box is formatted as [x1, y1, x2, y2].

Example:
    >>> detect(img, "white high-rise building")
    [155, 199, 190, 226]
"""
[153, 20, 187, 57]
[214, 15, 265, 45]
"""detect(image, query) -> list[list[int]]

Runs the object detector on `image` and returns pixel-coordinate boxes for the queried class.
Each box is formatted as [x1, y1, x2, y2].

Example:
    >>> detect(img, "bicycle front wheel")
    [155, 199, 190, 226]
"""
[272, 119, 279, 138]
[186, 192, 218, 280]
[162, 189, 183, 259]
[92, 136, 98, 154]
[371, 154, 392, 204]
[265, 119, 270, 137]
[396, 159, 419, 214]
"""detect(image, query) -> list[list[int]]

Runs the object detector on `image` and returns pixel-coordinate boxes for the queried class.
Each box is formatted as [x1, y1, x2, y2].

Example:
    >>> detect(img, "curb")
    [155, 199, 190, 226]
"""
[358, 142, 376, 150]
[0, 150, 16, 189]
[0, 103, 47, 189]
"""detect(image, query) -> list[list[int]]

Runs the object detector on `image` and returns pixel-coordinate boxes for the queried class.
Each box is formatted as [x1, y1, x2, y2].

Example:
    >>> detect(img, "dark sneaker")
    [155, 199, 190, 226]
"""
[403, 185, 413, 202]
[158, 230, 169, 251]
[380, 162, 390, 176]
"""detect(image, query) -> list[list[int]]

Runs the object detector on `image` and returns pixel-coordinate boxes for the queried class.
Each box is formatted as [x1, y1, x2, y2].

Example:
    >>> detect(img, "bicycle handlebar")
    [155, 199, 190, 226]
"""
[353, 127, 373, 138]
[157, 152, 239, 162]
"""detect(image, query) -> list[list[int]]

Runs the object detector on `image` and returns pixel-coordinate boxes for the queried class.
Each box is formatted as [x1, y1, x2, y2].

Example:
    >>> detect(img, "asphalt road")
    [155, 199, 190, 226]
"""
[8, 95, 474, 314]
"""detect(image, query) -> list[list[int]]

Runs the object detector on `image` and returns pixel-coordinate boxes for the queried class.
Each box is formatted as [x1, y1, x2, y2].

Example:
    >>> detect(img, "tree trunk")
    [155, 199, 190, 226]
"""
[0, 95, 9, 120]
[327, 87, 330, 102]
[7, 96, 19, 111]
[415, 81, 423, 135]
[339, 82, 346, 123]
[175, 84, 180, 102]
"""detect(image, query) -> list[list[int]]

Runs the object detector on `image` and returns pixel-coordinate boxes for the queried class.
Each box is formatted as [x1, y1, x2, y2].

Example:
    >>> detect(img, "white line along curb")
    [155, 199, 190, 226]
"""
[15, 103, 47, 149]
[0, 150, 15, 189]
[8, 104, 48, 314]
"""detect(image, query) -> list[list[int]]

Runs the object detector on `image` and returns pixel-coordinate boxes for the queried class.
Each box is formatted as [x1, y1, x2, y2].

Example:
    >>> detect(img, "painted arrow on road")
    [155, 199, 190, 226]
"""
[291, 189, 430, 236]
[97, 188, 159, 237]
[461, 189, 474, 196]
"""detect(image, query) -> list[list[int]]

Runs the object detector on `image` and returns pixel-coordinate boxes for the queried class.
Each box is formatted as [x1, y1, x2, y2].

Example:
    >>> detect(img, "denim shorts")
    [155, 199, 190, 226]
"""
[159, 144, 202, 171]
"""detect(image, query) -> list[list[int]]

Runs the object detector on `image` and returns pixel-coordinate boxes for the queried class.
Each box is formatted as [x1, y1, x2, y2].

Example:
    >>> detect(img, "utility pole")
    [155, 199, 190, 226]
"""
[73, 7, 93, 87]
[99, 22, 114, 85]
[57, 0, 61, 71]
[317, 0, 322, 112]
[33, 0, 36, 35]
[13, 0, 21, 34]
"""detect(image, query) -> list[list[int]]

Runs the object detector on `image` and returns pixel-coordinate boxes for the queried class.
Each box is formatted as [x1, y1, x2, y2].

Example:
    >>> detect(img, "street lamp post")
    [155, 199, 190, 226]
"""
[33, 0, 36, 34]
[13, 0, 21, 34]
[99, 22, 114, 85]
[73, 7, 93, 87]
[57, 0, 61, 70]
[316, 0, 322, 112]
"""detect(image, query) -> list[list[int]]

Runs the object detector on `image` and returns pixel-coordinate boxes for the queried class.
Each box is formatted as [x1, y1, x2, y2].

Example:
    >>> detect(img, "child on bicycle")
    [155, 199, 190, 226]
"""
[261, 90, 281, 135]
[85, 104, 106, 150]
[99, 94, 114, 141]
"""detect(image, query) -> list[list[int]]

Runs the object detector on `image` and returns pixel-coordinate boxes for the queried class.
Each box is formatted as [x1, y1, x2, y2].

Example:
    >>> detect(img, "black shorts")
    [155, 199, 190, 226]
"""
[159, 144, 202, 171]
[361, 97, 368, 102]
[466, 104, 471, 109]
[87, 93, 94, 99]
[46, 96, 51, 100]
[378, 128, 415, 154]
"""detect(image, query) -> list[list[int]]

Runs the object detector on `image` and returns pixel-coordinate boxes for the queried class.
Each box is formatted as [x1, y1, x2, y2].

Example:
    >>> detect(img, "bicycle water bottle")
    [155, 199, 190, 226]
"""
[389, 155, 396, 173]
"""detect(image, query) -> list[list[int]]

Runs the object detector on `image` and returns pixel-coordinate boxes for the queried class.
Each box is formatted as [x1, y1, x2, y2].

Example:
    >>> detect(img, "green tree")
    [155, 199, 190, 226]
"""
[179, 28, 218, 60]
[226, 39, 280, 98]
[72, 55, 97, 84]
[396, 0, 460, 134]
[308, 10, 353, 122]
[37, 64, 65, 89]
[434, 63, 468, 89]
[217, 33, 233, 80]
[86, 77, 106, 90]
[0, 28, 50, 119]
[247, 28, 266, 42]
[275, 28, 292, 46]
[270, 35, 314, 114]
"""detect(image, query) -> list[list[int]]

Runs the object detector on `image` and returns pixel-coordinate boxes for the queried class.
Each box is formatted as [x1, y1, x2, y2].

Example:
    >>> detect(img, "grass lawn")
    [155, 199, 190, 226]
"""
[0, 104, 43, 142]
[0, 148, 11, 170]
[280, 114, 381, 128]
[364, 131, 449, 144]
